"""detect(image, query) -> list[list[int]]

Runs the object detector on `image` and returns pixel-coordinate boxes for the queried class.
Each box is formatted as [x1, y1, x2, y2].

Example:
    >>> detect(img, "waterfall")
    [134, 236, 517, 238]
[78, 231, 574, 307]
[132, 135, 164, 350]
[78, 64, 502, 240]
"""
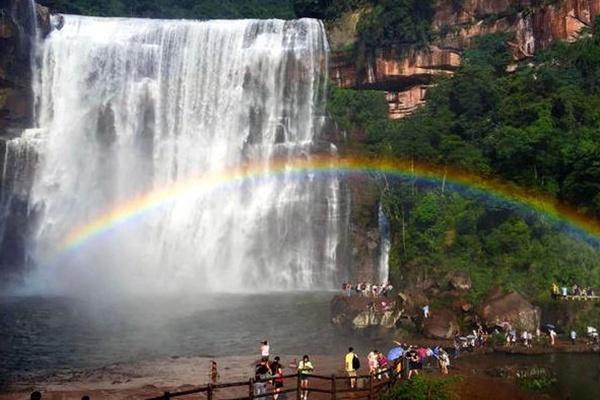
[26, 15, 344, 295]
[377, 203, 390, 284]
[0, 131, 39, 276]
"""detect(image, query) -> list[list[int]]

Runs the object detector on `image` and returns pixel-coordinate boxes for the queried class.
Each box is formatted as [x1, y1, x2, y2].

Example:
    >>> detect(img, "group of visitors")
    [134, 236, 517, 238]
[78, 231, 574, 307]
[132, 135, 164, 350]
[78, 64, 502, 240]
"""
[342, 281, 394, 298]
[252, 341, 287, 399]
[344, 342, 451, 387]
[552, 282, 596, 298]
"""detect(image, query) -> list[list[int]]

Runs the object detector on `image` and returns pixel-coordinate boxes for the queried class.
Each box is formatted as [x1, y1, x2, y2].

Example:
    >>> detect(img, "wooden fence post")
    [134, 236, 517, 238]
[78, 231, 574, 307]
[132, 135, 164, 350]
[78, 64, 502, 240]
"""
[249, 378, 254, 400]
[296, 373, 302, 400]
[207, 383, 213, 400]
[331, 374, 336, 400]
[368, 374, 373, 400]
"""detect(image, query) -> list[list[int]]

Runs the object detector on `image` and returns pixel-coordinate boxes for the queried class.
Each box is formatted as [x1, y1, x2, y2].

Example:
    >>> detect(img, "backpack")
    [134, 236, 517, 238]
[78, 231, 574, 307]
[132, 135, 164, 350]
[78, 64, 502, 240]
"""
[352, 354, 361, 370]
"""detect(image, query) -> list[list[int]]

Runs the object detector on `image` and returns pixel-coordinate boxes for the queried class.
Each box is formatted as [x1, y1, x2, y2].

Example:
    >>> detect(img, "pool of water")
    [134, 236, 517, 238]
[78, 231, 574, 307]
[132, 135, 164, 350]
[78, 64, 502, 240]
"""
[479, 352, 600, 400]
[0, 292, 385, 381]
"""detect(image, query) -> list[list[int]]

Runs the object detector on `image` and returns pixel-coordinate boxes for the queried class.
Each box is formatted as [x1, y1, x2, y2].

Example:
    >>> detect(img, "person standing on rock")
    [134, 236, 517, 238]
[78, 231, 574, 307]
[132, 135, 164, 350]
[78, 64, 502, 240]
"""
[345, 347, 358, 388]
[422, 304, 430, 319]
[570, 330, 577, 345]
[549, 329, 557, 346]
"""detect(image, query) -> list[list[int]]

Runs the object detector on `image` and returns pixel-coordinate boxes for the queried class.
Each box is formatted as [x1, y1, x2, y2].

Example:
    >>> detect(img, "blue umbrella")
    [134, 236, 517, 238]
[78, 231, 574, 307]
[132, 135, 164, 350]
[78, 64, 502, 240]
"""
[387, 347, 404, 361]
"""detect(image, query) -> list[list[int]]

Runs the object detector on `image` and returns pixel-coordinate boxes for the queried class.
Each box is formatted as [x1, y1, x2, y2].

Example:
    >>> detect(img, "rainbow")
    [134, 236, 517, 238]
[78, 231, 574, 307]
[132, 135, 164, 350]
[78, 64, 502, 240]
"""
[59, 155, 600, 255]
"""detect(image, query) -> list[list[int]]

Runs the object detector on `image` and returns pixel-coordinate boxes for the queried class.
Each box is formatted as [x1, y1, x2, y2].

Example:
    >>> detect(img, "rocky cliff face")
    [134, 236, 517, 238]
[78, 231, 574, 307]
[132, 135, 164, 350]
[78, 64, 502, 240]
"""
[331, 0, 600, 118]
[0, 0, 48, 283]
[0, 0, 49, 135]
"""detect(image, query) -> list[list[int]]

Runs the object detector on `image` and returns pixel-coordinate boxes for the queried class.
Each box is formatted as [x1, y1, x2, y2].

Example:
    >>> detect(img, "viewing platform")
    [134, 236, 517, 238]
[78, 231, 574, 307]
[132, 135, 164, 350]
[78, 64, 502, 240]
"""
[558, 295, 600, 302]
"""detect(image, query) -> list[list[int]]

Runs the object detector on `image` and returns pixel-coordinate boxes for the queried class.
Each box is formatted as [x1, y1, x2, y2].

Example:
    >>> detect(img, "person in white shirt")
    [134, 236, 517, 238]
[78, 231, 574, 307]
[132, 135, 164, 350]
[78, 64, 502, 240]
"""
[260, 340, 270, 358]
[549, 329, 557, 346]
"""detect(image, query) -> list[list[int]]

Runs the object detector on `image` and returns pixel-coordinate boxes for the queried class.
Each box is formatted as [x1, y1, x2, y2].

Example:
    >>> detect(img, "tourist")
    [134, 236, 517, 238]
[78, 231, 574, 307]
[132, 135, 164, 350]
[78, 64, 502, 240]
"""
[549, 329, 557, 346]
[376, 351, 389, 380]
[570, 330, 577, 345]
[588, 326, 599, 344]
[437, 349, 450, 375]
[367, 350, 379, 376]
[254, 357, 272, 397]
[209, 360, 220, 384]
[422, 304, 430, 319]
[561, 286, 568, 297]
[297, 355, 314, 400]
[261, 340, 270, 359]
[406, 348, 420, 379]
[346, 282, 352, 297]
[372, 284, 379, 297]
[30, 392, 42, 400]
[453, 336, 461, 358]
[271, 356, 284, 400]
[344, 347, 358, 388]
[522, 331, 529, 347]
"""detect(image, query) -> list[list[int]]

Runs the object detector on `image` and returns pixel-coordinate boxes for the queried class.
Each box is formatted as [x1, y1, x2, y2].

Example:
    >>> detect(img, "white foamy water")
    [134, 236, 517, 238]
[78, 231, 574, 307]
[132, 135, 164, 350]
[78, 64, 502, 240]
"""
[25, 15, 345, 295]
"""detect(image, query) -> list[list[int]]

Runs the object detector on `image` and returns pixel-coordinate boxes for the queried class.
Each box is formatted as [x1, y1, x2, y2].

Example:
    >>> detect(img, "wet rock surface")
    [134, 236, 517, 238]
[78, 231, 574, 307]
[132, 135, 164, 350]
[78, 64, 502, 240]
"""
[423, 309, 460, 339]
[330, 294, 401, 330]
[479, 290, 541, 332]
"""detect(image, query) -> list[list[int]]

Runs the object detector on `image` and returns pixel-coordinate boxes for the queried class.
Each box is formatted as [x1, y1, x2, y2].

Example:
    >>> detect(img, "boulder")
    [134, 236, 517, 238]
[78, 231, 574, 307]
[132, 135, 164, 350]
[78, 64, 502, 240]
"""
[446, 271, 472, 291]
[352, 309, 403, 329]
[397, 288, 429, 317]
[479, 291, 541, 332]
[422, 309, 460, 339]
[330, 295, 401, 330]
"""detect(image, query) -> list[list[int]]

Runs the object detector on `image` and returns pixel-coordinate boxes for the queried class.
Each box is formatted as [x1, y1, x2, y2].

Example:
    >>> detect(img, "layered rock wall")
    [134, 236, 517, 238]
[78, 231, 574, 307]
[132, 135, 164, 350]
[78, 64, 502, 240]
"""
[0, 0, 49, 135]
[330, 0, 600, 118]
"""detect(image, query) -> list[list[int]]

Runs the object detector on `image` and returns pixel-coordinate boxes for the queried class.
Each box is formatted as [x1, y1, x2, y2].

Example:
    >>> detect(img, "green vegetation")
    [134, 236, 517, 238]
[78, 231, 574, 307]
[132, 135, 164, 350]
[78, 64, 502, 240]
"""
[381, 375, 455, 400]
[38, 0, 296, 19]
[328, 24, 600, 323]
[294, 1, 436, 51]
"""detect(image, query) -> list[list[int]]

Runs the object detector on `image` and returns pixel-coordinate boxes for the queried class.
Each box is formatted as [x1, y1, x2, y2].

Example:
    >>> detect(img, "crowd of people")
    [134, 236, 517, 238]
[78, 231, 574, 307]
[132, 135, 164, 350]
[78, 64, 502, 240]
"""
[450, 321, 600, 354]
[341, 281, 394, 298]
[244, 339, 454, 400]
[344, 342, 452, 384]
[552, 282, 597, 298]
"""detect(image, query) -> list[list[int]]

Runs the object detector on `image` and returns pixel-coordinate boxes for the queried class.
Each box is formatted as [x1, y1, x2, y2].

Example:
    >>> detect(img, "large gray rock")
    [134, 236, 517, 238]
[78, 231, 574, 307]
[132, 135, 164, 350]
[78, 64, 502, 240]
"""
[479, 291, 540, 332]
[422, 309, 460, 339]
[330, 295, 401, 330]
[352, 309, 403, 329]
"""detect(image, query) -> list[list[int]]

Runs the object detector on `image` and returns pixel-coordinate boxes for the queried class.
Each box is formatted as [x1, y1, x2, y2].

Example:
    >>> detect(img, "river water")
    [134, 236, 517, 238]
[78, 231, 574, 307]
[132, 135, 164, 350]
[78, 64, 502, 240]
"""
[0, 293, 378, 380]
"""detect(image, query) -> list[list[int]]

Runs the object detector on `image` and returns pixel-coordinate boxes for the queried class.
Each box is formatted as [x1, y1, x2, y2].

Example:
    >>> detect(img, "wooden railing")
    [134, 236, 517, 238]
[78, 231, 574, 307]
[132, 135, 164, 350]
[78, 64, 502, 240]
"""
[146, 369, 398, 400]
[558, 294, 600, 301]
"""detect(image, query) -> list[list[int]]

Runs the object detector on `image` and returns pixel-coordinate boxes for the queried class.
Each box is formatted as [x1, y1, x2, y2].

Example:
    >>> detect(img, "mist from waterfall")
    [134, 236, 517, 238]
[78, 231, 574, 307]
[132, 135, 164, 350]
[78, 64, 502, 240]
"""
[25, 15, 344, 296]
